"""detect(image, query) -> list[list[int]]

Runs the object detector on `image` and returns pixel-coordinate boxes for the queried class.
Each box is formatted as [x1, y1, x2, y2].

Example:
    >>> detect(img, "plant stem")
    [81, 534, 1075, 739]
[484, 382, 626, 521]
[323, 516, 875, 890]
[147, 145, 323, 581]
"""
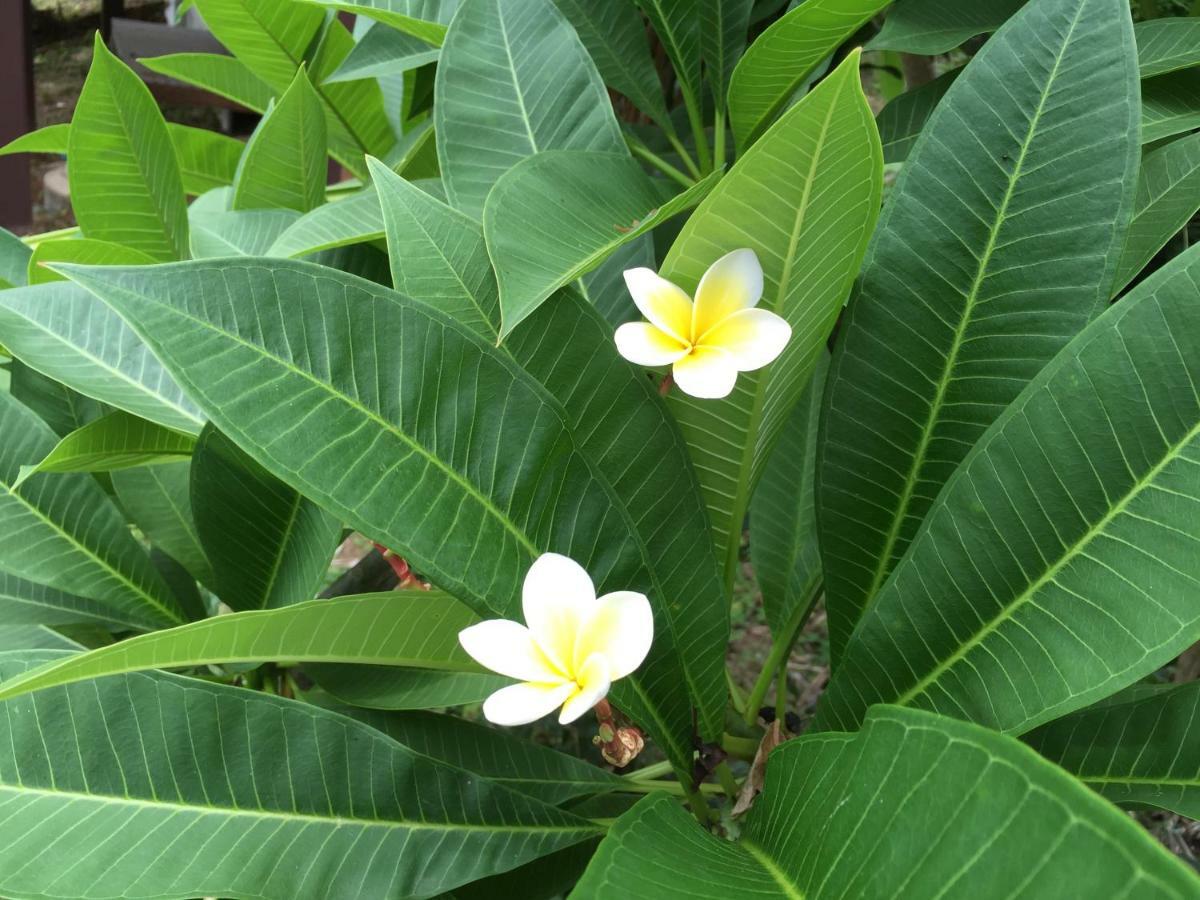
[722, 732, 760, 760]
[665, 131, 703, 180]
[686, 786, 717, 824]
[626, 135, 697, 189]
[743, 581, 822, 728]
[775, 657, 789, 725]
[713, 105, 727, 171]
[714, 761, 740, 799]
[726, 668, 747, 717]
[680, 84, 713, 173]
[21, 225, 80, 247]
[618, 780, 723, 796]
[625, 759, 674, 781]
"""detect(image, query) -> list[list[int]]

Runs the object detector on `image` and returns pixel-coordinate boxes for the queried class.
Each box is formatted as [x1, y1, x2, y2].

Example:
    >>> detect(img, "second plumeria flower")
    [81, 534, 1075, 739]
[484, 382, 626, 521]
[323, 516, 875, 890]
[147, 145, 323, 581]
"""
[457, 553, 654, 726]
[614, 248, 791, 399]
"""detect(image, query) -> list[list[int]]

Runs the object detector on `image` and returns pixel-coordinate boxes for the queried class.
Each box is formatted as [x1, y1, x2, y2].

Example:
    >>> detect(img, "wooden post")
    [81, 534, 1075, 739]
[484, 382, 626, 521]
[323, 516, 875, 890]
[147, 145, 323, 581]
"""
[0, 0, 34, 230]
[101, 0, 126, 41]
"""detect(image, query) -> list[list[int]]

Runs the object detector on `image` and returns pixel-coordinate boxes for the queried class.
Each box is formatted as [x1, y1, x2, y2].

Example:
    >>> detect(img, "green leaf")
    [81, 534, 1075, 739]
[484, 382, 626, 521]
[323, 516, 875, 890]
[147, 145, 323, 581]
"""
[0, 122, 70, 156]
[635, 0, 701, 116]
[701, 0, 753, 115]
[1026, 683, 1200, 820]
[299, 0, 450, 46]
[0, 627, 82, 652]
[868, 0, 1025, 55]
[1136, 17, 1200, 79]
[551, 0, 673, 130]
[436, 0, 626, 219]
[453, 840, 601, 900]
[14, 410, 195, 487]
[1112, 132, 1200, 297]
[310, 663, 510, 709]
[111, 461, 214, 588]
[0, 392, 182, 630]
[68, 34, 188, 261]
[0, 572, 130, 629]
[190, 207, 302, 257]
[232, 69, 328, 213]
[749, 353, 825, 637]
[0, 650, 598, 898]
[0, 281, 204, 435]
[193, 0, 325, 91]
[8, 361, 103, 438]
[728, 0, 890, 150]
[26, 238, 157, 285]
[1142, 69, 1200, 145]
[0, 227, 32, 289]
[818, 0, 1141, 659]
[573, 706, 1200, 899]
[484, 151, 719, 337]
[167, 122, 244, 195]
[268, 186, 385, 257]
[664, 51, 882, 586]
[0, 592, 491, 703]
[817, 242, 1200, 736]
[139, 51, 275, 112]
[324, 21, 439, 83]
[65, 254, 727, 778]
[192, 424, 342, 611]
[350, 709, 622, 804]
[876, 67, 960, 164]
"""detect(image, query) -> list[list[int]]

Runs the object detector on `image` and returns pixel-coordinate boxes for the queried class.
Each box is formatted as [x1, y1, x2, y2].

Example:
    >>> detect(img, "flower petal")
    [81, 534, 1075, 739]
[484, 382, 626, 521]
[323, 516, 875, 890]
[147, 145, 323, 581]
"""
[483, 681, 576, 726]
[458, 620, 563, 682]
[699, 308, 791, 371]
[692, 248, 764, 339]
[623, 268, 693, 344]
[574, 590, 654, 680]
[558, 653, 612, 724]
[672, 346, 739, 399]
[523, 553, 596, 675]
[614, 322, 690, 367]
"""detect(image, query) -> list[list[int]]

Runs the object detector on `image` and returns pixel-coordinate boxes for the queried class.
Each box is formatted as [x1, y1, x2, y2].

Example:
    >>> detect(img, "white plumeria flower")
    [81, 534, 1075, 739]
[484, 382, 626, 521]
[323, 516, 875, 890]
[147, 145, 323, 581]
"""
[614, 248, 791, 399]
[457, 553, 653, 727]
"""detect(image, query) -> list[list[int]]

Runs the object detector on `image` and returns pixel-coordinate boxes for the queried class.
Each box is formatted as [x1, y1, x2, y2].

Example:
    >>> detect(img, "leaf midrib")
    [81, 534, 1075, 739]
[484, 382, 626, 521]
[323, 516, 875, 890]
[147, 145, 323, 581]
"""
[740, 838, 805, 899]
[859, 4, 1087, 612]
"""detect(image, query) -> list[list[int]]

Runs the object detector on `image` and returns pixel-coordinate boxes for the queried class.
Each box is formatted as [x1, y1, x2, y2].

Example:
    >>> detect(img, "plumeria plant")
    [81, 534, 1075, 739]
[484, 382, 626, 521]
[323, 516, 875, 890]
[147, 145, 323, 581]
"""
[0, 0, 1199, 896]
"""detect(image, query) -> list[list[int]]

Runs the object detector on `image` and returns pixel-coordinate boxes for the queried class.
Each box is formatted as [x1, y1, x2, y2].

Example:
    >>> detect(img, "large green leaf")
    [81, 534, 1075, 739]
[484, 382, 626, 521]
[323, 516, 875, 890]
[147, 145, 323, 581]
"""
[0, 627, 82, 652]
[139, 51, 275, 111]
[876, 67, 959, 164]
[192, 424, 342, 611]
[484, 152, 719, 337]
[817, 242, 1200, 736]
[0, 392, 182, 630]
[192, 0, 324, 91]
[0, 650, 598, 898]
[0, 122, 70, 158]
[111, 461, 214, 588]
[1136, 17, 1200, 79]
[65, 253, 727, 778]
[325, 21, 439, 83]
[0, 572, 130, 629]
[0, 227, 31, 289]
[435, 0, 626, 219]
[232, 69, 328, 213]
[664, 51, 881, 585]
[1142, 69, 1200, 145]
[817, 0, 1141, 658]
[68, 35, 188, 261]
[0, 281, 204, 435]
[749, 353, 825, 637]
[1112, 132, 1200, 297]
[634, 0, 701, 120]
[0, 592, 488, 702]
[550, 0, 673, 129]
[190, 207, 302, 257]
[701, 0, 753, 116]
[727, 0, 890, 150]
[168, 122, 244, 195]
[8, 361, 103, 438]
[14, 409, 195, 486]
[573, 706, 1200, 899]
[299, 0, 451, 46]
[310, 663, 509, 709]
[1026, 683, 1200, 820]
[868, 0, 1025, 54]
[27, 238, 157, 285]
[267, 186, 385, 257]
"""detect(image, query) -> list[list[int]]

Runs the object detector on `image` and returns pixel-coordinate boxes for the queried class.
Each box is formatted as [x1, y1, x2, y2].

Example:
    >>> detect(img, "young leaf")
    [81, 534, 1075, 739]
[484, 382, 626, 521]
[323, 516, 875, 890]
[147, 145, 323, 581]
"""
[8, 361, 103, 438]
[68, 34, 188, 261]
[876, 67, 960, 164]
[701, 0, 752, 115]
[232, 69, 328, 213]
[0, 651, 598, 898]
[0, 392, 183, 630]
[728, 0, 890, 150]
[0, 282, 204, 435]
[1142, 69, 1200, 145]
[435, 0, 626, 218]
[749, 353, 826, 637]
[1137, 17, 1200, 79]
[299, 0, 451, 46]
[0, 122, 70, 157]
[817, 242, 1200, 736]
[324, 22, 439, 83]
[267, 186, 386, 257]
[191, 425, 342, 611]
[868, 0, 1025, 55]
[139, 51, 275, 112]
[193, 0, 325, 91]
[818, 0, 1140, 658]
[665, 51, 881, 586]
[0, 227, 32, 289]
[634, 0, 701, 120]
[14, 410, 195, 487]
[27, 238, 157, 285]
[190, 208, 301, 257]
[1026, 683, 1200, 820]
[309, 663, 510, 710]
[484, 152, 719, 337]
[111, 461, 214, 589]
[573, 707, 1200, 898]
[167, 122, 244, 195]
[1111, 131, 1200, 297]
[64, 256, 726, 778]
